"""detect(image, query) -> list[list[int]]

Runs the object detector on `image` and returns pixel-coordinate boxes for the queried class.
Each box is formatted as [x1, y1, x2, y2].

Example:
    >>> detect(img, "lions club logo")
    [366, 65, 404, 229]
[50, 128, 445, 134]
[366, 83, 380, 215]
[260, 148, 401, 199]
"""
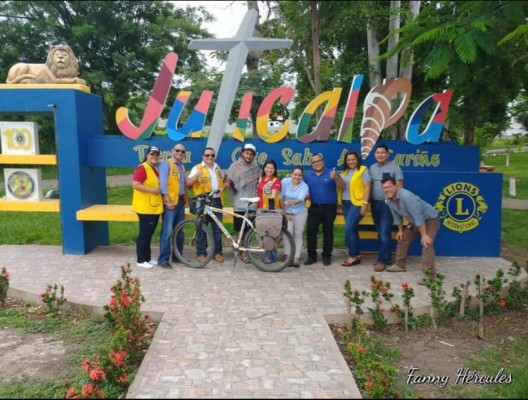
[435, 182, 488, 233]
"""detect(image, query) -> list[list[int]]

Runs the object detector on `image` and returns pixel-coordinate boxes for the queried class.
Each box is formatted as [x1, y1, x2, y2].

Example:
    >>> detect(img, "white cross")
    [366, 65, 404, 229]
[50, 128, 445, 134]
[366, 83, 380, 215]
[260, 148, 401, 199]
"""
[188, 9, 292, 153]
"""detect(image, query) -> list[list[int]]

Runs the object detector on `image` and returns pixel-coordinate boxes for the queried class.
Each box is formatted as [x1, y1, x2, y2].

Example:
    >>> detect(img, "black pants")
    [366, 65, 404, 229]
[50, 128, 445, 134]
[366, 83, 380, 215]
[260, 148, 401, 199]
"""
[136, 213, 160, 263]
[307, 203, 337, 260]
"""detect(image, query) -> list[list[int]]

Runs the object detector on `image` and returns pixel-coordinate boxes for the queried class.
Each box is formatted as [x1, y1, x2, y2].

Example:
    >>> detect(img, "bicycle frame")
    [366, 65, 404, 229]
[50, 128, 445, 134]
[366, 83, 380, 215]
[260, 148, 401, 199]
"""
[201, 205, 265, 254]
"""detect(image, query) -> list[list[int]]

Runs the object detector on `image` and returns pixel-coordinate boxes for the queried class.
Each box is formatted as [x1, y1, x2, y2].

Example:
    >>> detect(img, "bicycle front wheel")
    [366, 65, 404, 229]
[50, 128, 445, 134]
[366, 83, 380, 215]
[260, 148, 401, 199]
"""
[173, 219, 214, 268]
[244, 228, 295, 272]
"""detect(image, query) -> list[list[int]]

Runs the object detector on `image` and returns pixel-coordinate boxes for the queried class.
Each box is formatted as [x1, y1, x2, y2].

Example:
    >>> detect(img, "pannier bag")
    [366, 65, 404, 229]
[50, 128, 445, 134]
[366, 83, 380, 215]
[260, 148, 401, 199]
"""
[255, 209, 283, 238]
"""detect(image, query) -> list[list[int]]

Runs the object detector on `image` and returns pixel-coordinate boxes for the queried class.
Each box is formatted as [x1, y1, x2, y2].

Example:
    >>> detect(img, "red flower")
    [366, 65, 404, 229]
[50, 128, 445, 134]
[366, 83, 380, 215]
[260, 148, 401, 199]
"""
[365, 380, 375, 390]
[498, 298, 506, 308]
[109, 297, 118, 307]
[81, 384, 95, 397]
[66, 387, 77, 398]
[358, 346, 366, 354]
[120, 290, 129, 306]
[110, 350, 128, 367]
[81, 358, 91, 372]
[89, 366, 106, 381]
[401, 282, 409, 289]
[118, 374, 128, 383]
[2, 271, 9, 279]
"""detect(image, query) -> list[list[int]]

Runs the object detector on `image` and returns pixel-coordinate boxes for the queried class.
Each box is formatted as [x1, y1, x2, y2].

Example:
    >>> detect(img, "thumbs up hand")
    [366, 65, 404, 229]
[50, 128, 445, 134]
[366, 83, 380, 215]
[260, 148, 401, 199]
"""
[330, 167, 336, 180]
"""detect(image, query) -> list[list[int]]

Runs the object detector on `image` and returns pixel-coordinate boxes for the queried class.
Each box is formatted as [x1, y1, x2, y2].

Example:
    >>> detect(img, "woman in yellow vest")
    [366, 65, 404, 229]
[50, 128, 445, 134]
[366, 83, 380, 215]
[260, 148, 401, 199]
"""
[338, 150, 372, 267]
[132, 146, 163, 269]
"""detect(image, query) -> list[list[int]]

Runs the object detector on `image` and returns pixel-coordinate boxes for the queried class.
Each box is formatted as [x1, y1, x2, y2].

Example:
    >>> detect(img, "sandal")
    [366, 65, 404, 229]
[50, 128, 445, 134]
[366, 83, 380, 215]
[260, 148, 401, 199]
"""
[341, 256, 361, 267]
[374, 262, 386, 272]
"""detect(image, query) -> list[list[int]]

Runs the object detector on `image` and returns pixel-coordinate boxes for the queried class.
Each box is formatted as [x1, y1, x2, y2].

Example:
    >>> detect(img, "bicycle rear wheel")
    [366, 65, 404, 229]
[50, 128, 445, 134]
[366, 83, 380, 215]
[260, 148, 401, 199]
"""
[173, 219, 214, 268]
[244, 227, 295, 272]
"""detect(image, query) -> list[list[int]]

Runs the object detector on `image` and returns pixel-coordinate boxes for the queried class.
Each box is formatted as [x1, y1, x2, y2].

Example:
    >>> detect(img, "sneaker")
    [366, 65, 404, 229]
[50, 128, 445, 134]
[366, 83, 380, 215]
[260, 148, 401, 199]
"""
[137, 262, 154, 269]
[323, 257, 331, 266]
[159, 262, 173, 269]
[214, 254, 224, 263]
[149, 260, 158, 266]
[386, 265, 407, 272]
[304, 258, 317, 266]
[197, 255, 206, 263]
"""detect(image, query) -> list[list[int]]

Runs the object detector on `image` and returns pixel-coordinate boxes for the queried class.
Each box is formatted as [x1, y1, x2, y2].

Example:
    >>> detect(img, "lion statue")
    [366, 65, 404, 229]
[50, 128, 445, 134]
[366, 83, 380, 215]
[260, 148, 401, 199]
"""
[6, 44, 86, 85]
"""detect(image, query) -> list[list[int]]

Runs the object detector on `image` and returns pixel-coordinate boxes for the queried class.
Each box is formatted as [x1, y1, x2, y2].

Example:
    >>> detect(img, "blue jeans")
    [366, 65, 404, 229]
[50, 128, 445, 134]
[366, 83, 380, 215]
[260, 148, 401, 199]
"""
[342, 200, 362, 257]
[370, 200, 394, 265]
[158, 198, 185, 264]
[197, 208, 223, 256]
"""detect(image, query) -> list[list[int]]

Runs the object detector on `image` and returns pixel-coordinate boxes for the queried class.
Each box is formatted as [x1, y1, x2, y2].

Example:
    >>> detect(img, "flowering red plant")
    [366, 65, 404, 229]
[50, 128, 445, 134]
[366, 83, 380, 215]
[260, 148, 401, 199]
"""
[0, 267, 9, 307]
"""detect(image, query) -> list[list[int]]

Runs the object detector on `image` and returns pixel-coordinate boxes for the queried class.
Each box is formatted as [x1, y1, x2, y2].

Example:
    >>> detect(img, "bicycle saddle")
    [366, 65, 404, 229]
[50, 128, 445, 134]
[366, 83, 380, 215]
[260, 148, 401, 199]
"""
[240, 197, 260, 204]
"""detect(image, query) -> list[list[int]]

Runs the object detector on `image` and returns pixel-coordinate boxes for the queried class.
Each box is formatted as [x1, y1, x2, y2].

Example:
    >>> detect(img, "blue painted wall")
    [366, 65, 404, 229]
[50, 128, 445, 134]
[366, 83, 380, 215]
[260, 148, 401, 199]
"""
[1, 89, 501, 257]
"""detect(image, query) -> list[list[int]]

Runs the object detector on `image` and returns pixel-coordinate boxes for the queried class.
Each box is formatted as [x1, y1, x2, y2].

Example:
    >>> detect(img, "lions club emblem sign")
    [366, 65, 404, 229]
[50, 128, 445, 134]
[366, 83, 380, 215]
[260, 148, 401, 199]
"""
[435, 182, 488, 233]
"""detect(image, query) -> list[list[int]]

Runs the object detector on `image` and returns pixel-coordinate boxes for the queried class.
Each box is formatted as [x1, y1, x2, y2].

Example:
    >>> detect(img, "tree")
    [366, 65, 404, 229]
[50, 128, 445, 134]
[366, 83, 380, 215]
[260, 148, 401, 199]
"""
[0, 1, 213, 133]
[380, 1, 528, 144]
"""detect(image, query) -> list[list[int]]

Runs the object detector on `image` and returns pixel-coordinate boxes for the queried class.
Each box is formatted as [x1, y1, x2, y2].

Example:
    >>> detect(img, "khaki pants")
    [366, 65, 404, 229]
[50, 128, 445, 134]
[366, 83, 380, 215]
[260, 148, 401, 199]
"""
[395, 218, 440, 271]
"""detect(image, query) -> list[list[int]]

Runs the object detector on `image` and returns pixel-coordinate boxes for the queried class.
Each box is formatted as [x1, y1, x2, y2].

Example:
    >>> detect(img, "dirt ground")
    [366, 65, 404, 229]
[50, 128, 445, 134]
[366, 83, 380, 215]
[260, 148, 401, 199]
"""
[0, 298, 76, 384]
[331, 307, 528, 398]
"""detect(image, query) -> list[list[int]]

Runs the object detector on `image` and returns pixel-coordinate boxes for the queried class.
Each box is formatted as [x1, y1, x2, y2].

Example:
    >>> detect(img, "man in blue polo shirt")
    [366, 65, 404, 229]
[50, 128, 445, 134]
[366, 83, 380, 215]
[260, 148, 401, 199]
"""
[303, 153, 343, 266]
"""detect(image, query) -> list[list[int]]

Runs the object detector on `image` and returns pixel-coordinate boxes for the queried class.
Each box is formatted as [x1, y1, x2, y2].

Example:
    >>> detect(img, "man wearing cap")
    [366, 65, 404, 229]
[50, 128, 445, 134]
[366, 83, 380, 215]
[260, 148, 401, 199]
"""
[224, 143, 261, 261]
[157, 143, 187, 269]
[132, 146, 163, 269]
[187, 147, 226, 263]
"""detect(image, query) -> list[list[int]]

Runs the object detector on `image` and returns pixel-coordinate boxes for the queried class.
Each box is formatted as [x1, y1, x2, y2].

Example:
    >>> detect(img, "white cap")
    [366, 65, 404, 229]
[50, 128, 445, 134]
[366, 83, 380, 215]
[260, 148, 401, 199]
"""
[242, 143, 256, 154]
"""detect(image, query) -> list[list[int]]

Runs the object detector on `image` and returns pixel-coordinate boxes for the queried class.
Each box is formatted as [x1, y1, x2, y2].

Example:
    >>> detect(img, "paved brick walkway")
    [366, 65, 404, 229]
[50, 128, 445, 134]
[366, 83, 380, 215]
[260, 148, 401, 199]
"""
[1, 244, 522, 398]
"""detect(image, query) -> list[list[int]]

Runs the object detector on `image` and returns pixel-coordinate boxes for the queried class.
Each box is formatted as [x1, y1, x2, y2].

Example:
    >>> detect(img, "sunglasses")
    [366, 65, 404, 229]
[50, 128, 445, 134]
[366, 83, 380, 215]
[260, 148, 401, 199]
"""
[204, 154, 215, 158]
[173, 149, 186, 154]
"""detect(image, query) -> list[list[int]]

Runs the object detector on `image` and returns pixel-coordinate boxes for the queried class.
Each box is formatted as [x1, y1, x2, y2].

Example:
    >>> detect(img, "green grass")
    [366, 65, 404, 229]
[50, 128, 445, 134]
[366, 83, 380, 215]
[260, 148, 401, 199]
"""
[502, 210, 528, 248]
[482, 152, 528, 199]
[451, 331, 528, 398]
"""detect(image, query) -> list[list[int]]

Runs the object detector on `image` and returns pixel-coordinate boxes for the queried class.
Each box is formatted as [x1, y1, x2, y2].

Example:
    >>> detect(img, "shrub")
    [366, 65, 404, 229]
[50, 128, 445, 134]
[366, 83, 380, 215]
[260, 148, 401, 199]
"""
[40, 283, 66, 315]
[66, 264, 154, 398]
[0, 267, 9, 307]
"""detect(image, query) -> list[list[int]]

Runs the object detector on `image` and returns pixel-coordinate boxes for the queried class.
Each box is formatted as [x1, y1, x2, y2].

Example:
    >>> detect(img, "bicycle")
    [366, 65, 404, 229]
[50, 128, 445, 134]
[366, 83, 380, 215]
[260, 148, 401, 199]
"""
[172, 191, 296, 272]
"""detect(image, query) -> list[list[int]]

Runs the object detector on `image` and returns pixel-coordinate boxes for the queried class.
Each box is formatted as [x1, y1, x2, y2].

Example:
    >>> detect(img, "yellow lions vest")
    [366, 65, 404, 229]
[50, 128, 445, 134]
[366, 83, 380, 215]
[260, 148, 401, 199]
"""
[192, 163, 225, 202]
[132, 162, 163, 214]
[166, 158, 185, 205]
[338, 166, 366, 206]
[259, 176, 280, 209]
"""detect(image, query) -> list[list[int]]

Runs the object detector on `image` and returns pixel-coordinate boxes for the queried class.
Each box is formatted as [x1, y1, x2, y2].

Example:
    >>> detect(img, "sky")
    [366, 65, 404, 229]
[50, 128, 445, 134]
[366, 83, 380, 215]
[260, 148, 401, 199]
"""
[179, 1, 251, 69]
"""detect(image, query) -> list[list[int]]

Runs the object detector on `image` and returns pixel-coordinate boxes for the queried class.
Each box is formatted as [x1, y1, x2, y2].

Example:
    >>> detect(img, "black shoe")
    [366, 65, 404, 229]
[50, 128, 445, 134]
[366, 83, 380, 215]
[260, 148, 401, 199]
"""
[323, 258, 331, 266]
[304, 258, 317, 266]
[159, 262, 173, 269]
